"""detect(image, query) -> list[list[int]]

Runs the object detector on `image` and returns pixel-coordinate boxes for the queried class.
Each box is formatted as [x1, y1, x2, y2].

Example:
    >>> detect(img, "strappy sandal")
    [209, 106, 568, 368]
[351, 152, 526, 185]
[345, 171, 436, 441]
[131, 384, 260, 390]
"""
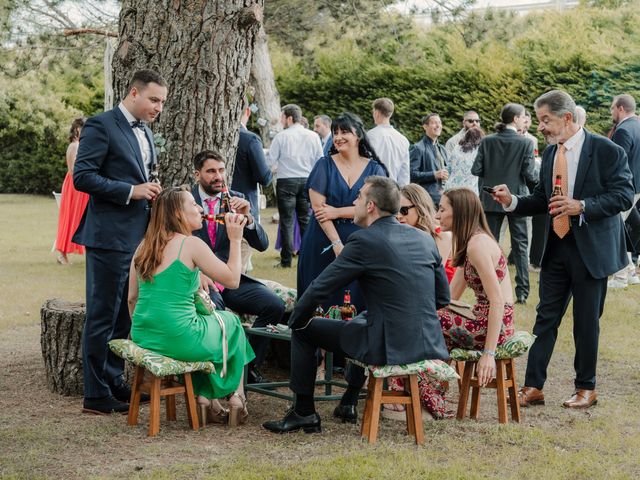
[197, 397, 228, 426]
[228, 392, 249, 426]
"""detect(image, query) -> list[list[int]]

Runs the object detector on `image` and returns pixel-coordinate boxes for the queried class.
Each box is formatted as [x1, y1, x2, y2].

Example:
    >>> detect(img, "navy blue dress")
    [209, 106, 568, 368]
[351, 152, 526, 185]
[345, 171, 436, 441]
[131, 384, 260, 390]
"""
[297, 155, 387, 312]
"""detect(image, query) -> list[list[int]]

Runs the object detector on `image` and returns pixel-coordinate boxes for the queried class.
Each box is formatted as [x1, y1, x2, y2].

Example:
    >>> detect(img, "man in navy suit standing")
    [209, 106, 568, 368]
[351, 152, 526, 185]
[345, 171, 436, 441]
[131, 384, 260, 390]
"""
[493, 89, 634, 409]
[73, 70, 167, 414]
[192, 150, 285, 384]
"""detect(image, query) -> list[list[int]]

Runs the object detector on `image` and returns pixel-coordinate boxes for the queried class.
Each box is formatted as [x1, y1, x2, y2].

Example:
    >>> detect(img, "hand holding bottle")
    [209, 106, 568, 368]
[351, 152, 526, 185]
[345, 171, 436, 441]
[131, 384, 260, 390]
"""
[224, 213, 247, 242]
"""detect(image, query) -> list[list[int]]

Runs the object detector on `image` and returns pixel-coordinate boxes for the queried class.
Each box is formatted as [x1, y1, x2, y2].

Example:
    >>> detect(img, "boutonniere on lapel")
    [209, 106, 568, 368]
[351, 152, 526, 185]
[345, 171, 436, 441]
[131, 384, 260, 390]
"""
[153, 132, 167, 153]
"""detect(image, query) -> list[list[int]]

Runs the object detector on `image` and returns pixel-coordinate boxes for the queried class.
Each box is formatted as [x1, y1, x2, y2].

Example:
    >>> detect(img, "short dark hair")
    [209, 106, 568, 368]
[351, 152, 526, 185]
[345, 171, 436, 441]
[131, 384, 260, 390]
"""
[193, 150, 225, 171]
[495, 103, 525, 132]
[421, 113, 440, 126]
[128, 69, 168, 91]
[282, 104, 302, 123]
[363, 176, 400, 215]
[613, 94, 636, 114]
[373, 98, 394, 118]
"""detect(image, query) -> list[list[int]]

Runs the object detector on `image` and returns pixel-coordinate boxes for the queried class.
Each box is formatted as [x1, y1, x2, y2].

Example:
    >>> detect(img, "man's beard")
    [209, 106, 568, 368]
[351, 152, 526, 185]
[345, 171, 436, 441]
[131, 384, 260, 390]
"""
[201, 181, 222, 196]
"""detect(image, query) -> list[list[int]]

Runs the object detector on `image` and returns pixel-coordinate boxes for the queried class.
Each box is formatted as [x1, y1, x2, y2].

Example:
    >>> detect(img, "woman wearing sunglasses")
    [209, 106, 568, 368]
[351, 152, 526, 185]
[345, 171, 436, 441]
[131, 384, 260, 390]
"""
[385, 183, 455, 420]
[397, 184, 455, 282]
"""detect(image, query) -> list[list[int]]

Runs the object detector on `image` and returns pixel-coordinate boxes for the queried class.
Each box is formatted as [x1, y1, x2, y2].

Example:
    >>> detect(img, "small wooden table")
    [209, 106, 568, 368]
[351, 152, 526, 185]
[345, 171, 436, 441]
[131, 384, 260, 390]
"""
[243, 326, 360, 402]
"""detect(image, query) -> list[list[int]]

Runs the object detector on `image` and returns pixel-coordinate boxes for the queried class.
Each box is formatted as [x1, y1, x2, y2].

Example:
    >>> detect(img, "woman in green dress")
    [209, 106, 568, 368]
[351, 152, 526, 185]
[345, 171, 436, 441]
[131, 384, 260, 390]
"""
[128, 186, 255, 426]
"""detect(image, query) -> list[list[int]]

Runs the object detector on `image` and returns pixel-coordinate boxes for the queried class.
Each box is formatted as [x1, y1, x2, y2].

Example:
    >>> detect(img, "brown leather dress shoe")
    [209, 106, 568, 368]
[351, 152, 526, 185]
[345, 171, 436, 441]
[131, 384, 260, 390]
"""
[517, 386, 545, 407]
[562, 389, 597, 409]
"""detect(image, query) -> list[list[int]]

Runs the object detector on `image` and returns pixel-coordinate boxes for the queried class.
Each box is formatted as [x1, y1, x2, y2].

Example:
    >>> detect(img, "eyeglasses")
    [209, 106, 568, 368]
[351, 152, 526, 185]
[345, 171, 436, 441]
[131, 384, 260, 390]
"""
[465, 119, 481, 124]
[398, 205, 415, 216]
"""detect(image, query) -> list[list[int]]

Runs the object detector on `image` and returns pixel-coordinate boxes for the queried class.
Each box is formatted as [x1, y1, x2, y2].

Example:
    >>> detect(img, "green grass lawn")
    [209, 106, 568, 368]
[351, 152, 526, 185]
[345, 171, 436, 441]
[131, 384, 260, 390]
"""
[1, 193, 639, 479]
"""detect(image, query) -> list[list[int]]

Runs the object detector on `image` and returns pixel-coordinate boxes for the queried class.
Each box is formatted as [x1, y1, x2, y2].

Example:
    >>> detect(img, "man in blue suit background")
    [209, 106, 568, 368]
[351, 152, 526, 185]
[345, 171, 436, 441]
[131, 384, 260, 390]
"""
[73, 69, 167, 414]
[493, 89, 633, 409]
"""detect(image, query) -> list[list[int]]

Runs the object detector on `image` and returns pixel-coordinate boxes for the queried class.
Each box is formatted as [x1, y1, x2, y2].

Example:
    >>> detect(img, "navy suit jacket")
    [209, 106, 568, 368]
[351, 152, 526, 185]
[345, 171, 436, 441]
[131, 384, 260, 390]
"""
[472, 129, 536, 213]
[231, 125, 272, 218]
[514, 130, 634, 279]
[611, 116, 640, 194]
[289, 216, 450, 366]
[410, 135, 448, 205]
[191, 184, 269, 263]
[72, 107, 156, 252]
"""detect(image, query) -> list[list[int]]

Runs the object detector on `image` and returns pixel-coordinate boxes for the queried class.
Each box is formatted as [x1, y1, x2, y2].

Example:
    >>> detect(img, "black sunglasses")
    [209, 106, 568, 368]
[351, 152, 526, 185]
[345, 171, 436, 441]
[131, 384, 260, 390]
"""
[466, 118, 481, 124]
[398, 205, 415, 216]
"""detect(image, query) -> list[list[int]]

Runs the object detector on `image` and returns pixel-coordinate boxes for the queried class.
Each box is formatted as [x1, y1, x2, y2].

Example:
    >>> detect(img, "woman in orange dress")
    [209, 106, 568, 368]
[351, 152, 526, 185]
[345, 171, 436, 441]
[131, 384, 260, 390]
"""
[55, 118, 88, 264]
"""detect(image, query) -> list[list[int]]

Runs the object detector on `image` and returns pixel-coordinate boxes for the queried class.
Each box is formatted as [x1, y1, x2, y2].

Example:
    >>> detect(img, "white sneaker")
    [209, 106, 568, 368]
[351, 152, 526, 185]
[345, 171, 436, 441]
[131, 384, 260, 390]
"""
[608, 278, 629, 289]
[628, 272, 640, 285]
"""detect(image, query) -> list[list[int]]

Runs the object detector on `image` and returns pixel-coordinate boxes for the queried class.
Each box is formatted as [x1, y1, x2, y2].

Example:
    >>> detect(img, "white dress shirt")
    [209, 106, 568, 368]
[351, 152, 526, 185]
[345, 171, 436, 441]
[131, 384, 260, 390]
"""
[268, 124, 323, 179]
[367, 124, 410, 186]
[505, 128, 585, 211]
[199, 186, 255, 230]
[118, 103, 152, 179]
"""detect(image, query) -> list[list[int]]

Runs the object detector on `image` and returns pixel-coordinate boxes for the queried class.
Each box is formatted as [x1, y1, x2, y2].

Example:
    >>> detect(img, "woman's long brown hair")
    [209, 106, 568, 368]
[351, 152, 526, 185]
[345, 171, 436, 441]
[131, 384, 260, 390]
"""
[134, 187, 192, 281]
[442, 188, 495, 267]
[400, 184, 438, 238]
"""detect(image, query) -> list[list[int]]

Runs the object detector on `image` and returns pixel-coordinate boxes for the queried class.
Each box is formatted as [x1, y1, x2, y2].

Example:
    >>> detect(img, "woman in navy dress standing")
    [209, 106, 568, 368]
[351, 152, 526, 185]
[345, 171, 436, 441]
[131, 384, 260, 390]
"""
[297, 112, 388, 314]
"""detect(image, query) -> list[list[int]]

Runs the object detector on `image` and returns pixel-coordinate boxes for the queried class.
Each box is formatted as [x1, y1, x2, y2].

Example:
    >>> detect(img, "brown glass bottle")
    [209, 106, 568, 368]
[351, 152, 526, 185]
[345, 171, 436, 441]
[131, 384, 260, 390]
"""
[552, 175, 563, 196]
[200, 184, 247, 224]
[340, 290, 356, 321]
[313, 305, 325, 318]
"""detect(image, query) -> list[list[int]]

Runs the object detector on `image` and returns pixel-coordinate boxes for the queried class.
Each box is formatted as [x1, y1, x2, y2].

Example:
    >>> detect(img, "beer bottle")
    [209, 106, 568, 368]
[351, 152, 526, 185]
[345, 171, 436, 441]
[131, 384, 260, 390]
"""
[340, 290, 356, 321]
[552, 175, 563, 197]
[313, 305, 325, 318]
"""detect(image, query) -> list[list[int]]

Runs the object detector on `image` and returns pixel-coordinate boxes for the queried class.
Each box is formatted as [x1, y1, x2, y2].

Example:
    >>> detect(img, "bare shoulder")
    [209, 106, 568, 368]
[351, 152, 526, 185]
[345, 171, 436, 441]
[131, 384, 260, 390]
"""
[467, 232, 498, 256]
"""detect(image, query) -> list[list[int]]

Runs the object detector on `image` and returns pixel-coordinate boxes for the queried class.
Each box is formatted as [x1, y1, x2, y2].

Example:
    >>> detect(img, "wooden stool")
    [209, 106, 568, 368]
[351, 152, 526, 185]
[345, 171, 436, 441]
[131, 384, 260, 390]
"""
[361, 372, 424, 445]
[456, 357, 520, 424]
[108, 339, 216, 437]
[128, 367, 199, 437]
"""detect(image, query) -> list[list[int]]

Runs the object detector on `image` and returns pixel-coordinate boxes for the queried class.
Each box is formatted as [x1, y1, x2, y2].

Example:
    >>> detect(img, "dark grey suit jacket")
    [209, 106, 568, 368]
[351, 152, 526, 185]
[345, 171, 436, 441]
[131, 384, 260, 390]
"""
[289, 215, 450, 365]
[514, 130, 634, 279]
[472, 129, 536, 213]
[410, 135, 448, 205]
[612, 116, 640, 194]
[231, 125, 272, 218]
[73, 107, 156, 252]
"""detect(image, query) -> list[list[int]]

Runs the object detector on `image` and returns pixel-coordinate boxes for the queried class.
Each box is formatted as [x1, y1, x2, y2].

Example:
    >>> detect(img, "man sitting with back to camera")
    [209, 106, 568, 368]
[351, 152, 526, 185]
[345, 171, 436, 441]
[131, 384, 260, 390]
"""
[263, 176, 450, 434]
[192, 150, 285, 384]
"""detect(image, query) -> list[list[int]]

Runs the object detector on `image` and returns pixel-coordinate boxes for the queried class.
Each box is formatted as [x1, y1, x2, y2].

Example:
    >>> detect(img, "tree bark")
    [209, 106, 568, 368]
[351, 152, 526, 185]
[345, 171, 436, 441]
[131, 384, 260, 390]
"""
[40, 299, 85, 396]
[249, 24, 282, 148]
[112, 0, 264, 186]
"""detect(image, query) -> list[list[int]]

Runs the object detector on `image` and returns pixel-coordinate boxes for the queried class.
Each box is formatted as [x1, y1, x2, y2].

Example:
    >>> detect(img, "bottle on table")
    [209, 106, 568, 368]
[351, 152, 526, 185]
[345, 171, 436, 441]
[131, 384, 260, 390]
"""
[340, 290, 356, 321]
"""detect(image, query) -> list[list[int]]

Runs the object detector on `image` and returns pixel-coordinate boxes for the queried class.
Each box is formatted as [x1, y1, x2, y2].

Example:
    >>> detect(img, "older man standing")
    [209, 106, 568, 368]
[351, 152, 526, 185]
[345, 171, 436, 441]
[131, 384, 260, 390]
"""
[492, 89, 633, 409]
[269, 104, 323, 268]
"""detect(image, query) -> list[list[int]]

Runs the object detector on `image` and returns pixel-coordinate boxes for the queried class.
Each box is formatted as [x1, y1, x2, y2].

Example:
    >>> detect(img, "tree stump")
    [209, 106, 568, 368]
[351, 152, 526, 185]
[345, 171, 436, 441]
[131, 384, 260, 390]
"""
[40, 299, 85, 396]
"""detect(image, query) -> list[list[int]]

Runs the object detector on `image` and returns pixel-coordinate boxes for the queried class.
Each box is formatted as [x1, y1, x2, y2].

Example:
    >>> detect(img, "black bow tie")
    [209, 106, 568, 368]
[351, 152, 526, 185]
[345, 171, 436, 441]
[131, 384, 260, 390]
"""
[131, 120, 145, 130]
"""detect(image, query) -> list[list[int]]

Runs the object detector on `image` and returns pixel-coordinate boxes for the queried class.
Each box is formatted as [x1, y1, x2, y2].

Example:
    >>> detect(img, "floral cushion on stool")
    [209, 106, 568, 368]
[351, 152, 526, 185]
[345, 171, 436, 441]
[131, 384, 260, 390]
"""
[108, 339, 216, 377]
[449, 331, 536, 362]
[349, 358, 460, 383]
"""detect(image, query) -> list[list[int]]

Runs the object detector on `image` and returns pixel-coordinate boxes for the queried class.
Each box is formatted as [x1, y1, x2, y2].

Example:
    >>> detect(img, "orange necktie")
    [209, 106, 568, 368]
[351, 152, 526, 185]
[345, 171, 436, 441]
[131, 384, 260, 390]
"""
[552, 144, 570, 238]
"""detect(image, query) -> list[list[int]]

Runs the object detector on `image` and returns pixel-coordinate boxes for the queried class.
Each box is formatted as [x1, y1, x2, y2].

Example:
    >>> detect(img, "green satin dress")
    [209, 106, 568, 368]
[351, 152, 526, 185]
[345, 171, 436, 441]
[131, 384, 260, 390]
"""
[131, 238, 255, 399]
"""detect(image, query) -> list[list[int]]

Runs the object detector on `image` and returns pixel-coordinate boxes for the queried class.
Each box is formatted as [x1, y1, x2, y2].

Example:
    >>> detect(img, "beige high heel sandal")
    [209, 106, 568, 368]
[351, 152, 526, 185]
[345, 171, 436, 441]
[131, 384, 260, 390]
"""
[196, 398, 229, 426]
[228, 392, 248, 426]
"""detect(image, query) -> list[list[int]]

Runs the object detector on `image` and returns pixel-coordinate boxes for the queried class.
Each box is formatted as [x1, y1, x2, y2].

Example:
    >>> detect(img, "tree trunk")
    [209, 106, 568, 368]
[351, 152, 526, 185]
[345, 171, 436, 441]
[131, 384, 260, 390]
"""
[40, 299, 85, 396]
[112, 0, 264, 186]
[249, 24, 281, 148]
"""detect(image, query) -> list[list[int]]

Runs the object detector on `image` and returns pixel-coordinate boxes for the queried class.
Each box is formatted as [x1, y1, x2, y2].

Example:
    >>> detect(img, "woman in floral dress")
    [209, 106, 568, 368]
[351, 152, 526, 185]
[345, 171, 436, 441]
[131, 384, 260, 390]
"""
[436, 188, 515, 390]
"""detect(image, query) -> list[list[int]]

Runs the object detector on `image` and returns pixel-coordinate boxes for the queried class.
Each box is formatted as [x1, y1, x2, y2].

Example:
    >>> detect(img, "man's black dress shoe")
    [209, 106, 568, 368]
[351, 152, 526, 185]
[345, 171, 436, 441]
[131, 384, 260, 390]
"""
[247, 366, 269, 384]
[333, 404, 357, 424]
[262, 409, 321, 434]
[516, 295, 527, 305]
[110, 382, 150, 404]
[82, 395, 130, 415]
